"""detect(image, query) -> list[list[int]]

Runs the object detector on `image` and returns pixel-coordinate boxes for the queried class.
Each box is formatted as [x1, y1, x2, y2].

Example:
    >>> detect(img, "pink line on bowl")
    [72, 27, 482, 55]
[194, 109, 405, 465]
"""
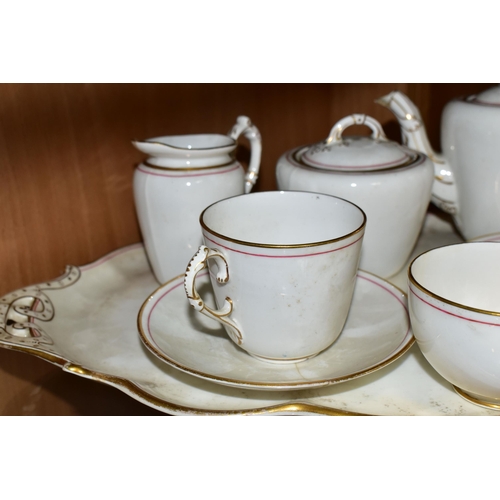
[410, 288, 500, 327]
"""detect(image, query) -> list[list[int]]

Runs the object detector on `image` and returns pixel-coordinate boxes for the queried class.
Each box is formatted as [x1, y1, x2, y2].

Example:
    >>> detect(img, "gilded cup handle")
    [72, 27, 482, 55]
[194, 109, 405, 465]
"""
[184, 245, 243, 345]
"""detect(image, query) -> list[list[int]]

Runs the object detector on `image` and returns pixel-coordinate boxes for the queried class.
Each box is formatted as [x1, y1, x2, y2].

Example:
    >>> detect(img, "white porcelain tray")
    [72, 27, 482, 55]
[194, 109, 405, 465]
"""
[1, 211, 498, 415]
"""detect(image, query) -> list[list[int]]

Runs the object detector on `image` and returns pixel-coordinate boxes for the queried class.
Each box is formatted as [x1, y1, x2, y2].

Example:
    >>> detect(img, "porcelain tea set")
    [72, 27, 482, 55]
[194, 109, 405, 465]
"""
[133, 85, 500, 409]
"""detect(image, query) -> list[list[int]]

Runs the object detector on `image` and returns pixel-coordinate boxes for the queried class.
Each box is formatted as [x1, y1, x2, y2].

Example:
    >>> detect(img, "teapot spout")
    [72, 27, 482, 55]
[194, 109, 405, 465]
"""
[376, 91, 458, 216]
[375, 91, 443, 165]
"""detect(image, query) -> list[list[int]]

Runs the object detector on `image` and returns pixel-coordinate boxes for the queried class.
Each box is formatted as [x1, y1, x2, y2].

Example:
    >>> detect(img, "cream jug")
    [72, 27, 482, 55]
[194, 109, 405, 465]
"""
[377, 86, 500, 241]
[276, 114, 434, 278]
[133, 116, 262, 283]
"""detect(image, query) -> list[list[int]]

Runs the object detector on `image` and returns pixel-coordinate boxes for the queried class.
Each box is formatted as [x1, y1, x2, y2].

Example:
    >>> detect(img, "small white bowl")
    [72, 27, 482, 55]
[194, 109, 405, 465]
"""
[408, 242, 500, 410]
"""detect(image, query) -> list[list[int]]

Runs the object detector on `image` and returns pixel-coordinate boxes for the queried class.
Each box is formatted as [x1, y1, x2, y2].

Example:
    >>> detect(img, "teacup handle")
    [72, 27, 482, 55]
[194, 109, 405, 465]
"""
[326, 114, 388, 144]
[229, 116, 262, 194]
[184, 245, 244, 346]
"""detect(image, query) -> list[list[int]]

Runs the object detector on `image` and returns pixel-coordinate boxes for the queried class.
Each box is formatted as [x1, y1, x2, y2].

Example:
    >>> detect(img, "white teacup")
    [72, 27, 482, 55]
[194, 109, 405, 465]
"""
[184, 191, 366, 364]
[409, 242, 500, 409]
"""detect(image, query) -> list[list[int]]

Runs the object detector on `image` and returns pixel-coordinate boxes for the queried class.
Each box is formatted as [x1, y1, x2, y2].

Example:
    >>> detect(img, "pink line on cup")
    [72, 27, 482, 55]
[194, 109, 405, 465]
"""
[410, 288, 500, 327]
[203, 234, 363, 259]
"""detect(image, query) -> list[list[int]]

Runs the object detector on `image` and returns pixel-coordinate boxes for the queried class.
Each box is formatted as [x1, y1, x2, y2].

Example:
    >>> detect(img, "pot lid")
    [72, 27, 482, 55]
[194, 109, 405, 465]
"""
[299, 114, 417, 172]
[467, 85, 500, 106]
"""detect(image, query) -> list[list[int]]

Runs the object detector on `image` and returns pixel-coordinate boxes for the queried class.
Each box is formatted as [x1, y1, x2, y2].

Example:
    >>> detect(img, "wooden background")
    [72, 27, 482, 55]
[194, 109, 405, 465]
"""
[0, 83, 492, 415]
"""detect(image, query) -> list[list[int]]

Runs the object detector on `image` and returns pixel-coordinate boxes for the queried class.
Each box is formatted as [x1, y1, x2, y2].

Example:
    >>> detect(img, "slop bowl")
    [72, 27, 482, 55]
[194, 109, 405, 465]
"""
[408, 242, 500, 410]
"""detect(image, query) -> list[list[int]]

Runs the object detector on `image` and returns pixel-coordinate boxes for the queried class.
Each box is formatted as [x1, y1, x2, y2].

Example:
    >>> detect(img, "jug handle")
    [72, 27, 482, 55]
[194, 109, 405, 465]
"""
[229, 116, 262, 194]
[326, 114, 388, 144]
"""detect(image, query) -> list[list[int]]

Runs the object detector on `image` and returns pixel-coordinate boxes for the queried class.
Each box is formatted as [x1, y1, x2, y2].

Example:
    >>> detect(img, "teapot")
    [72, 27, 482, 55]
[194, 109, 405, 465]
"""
[276, 114, 434, 278]
[133, 116, 261, 283]
[377, 85, 500, 241]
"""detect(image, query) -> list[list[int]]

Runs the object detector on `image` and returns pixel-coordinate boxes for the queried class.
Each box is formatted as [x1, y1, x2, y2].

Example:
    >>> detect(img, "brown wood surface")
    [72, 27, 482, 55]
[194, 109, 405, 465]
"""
[0, 83, 492, 415]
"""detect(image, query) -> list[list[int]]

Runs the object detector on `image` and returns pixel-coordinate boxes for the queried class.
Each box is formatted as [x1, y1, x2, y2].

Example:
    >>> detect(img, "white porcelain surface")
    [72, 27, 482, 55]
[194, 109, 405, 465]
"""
[378, 86, 500, 241]
[1, 216, 499, 415]
[139, 270, 412, 390]
[469, 233, 500, 242]
[184, 191, 365, 362]
[276, 115, 434, 278]
[301, 114, 416, 171]
[409, 242, 500, 409]
[469, 86, 500, 105]
[133, 134, 236, 166]
[132, 116, 261, 284]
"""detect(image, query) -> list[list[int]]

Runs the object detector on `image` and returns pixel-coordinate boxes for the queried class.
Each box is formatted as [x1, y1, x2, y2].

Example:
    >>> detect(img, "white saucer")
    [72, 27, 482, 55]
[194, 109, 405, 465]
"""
[138, 270, 414, 391]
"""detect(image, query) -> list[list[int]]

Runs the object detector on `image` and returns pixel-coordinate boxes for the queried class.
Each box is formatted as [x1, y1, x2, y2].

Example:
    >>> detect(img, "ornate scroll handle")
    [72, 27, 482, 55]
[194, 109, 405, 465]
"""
[229, 115, 262, 194]
[326, 114, 388, 144]
[184, 245, 243, 345]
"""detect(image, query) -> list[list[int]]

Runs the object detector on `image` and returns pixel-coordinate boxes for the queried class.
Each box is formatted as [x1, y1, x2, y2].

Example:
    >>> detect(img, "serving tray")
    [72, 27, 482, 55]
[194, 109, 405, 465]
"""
[1, 212, 498, 415]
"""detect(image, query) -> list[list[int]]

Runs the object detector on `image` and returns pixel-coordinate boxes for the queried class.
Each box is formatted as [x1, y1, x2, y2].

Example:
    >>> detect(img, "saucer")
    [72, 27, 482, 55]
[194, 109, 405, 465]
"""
[138, 270, 414, 391]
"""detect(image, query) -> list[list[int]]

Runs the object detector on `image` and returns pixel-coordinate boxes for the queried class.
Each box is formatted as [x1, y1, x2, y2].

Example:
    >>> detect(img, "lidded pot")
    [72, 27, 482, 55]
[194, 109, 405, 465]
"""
[276, 114, 434, 278]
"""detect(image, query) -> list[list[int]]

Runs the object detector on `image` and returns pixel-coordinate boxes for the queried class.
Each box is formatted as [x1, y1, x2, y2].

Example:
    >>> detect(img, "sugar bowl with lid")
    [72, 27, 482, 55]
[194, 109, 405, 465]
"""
[276, 114, 434, 278]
